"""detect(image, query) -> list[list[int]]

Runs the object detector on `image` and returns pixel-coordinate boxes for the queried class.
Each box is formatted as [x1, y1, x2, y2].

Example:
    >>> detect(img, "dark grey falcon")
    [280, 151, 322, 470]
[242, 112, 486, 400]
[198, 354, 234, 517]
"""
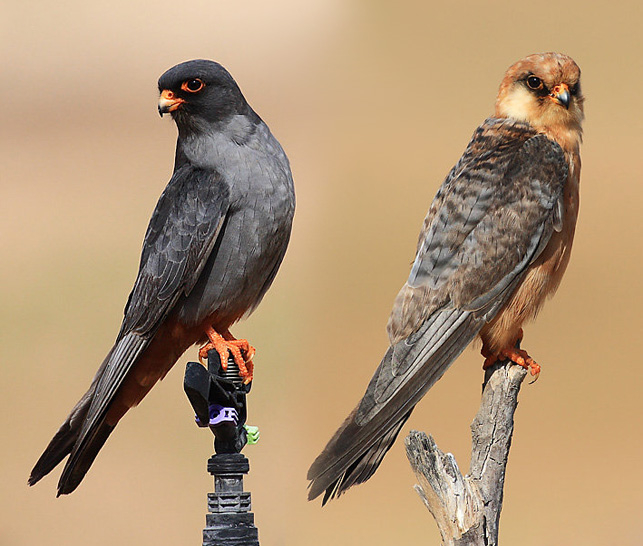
[29, 59, 295, 496]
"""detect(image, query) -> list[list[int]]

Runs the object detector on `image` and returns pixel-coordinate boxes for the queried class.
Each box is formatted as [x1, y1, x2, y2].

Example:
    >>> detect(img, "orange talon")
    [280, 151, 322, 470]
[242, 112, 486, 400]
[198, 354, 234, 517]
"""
[500, 347, 540, 375]
[199, 326, 255, 383]
[482, 354, 497, 370]
[244, 360, 254, 382]
[481, 344, 497, 370]
[481, 330, 540, 382]
[492, 346, 541, 381]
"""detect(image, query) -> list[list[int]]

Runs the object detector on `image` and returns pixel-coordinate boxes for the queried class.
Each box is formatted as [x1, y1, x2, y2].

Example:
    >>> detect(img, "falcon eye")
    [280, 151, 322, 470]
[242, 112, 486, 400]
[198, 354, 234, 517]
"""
[526, 76, 543, 90]
[182, 79, 205, 93]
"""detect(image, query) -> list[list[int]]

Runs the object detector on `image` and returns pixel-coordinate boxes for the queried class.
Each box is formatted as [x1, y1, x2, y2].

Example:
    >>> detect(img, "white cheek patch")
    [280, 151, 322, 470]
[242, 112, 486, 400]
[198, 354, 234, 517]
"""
[497, 86, 537, 122]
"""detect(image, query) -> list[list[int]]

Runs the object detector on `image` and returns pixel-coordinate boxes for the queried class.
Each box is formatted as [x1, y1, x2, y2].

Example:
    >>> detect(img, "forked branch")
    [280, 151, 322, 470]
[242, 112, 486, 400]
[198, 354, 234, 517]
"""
[405, 361, 528, 545]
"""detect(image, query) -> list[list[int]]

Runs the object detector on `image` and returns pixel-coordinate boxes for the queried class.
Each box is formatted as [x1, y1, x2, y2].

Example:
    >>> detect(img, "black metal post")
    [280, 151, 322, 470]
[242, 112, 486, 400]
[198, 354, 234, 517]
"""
[184, 350, 260, 546]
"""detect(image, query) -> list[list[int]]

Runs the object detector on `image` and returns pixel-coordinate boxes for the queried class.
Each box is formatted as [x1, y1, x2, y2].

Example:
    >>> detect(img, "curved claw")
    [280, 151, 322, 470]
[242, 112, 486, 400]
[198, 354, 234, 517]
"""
[526, 357, 541, 383]
[242, 359, 254, 384]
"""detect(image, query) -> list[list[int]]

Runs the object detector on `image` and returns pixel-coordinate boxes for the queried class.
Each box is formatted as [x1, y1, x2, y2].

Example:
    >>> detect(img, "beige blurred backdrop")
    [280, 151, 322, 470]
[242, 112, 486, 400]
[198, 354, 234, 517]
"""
[2, 1, 642, 545]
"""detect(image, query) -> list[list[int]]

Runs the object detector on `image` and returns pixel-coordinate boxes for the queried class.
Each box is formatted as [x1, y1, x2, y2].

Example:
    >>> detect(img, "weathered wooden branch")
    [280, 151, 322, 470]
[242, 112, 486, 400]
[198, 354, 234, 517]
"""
[405, 361, 528, 546]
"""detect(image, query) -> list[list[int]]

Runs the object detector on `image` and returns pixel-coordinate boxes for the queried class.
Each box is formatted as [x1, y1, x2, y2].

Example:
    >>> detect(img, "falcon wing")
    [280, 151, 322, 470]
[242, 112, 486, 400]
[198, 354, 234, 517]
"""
[31, 164, 230, 494]
[122, 164, 230, 335]
[308, 118, 568, 502]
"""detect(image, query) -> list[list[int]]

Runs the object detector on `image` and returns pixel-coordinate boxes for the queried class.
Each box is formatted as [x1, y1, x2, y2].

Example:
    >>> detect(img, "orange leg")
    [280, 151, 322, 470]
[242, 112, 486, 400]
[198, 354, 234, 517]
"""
[199, 326, 255, 384]
[481, 329, 540, 380]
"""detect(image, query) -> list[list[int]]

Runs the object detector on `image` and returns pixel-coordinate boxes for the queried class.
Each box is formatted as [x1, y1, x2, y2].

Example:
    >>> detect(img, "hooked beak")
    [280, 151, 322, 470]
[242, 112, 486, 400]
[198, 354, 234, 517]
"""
[158, 89, 185, 117]
[549, 83, 571, 109]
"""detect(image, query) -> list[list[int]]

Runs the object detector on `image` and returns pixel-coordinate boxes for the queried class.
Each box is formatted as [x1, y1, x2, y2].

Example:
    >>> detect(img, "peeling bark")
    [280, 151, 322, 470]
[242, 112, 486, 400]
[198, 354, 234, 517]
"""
[405, 361, 528, 545]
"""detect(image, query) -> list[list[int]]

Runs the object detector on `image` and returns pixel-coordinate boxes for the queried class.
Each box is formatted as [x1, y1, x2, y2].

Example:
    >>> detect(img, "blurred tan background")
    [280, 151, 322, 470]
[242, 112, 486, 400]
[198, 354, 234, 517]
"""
[2, 1, 642, 544]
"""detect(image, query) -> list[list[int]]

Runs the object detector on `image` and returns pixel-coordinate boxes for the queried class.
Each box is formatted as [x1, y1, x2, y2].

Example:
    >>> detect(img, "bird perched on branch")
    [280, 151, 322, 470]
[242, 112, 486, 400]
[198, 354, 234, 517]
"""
[308, 52, 583, 504]
[29, 59, 295, 495]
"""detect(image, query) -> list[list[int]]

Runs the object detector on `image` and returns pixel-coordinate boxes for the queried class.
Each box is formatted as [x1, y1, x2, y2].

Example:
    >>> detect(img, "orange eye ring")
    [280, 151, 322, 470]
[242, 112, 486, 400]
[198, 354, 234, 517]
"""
[181, 79, 205, 93]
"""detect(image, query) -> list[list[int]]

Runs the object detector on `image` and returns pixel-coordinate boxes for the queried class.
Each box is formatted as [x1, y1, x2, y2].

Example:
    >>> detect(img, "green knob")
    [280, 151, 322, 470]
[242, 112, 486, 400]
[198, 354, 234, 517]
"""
[244, 424, 260, 445]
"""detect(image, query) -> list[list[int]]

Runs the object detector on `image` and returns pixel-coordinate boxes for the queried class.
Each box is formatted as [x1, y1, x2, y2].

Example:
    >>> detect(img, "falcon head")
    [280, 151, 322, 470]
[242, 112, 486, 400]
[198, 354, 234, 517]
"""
[495, 53, 584, 143]
[157, 60, 251, 131]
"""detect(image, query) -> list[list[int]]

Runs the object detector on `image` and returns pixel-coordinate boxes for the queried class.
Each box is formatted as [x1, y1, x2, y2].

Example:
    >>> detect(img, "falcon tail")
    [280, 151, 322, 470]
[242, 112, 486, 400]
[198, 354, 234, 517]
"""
[307, 406, 413, 505]
[308, 308, 482, 503]
[28, 384, 95, 488]
[29, 333, 150, 495]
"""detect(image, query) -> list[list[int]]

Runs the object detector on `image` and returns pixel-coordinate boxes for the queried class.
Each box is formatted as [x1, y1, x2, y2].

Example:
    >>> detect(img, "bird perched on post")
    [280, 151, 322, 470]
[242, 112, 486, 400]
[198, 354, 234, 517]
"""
[29, 59, 295, 496]
[308, 52, 583, 504]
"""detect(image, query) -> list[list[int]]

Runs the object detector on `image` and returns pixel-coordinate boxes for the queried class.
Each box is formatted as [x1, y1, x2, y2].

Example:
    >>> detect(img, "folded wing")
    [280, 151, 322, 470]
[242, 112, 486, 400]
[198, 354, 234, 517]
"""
[30, 165, 230, 494]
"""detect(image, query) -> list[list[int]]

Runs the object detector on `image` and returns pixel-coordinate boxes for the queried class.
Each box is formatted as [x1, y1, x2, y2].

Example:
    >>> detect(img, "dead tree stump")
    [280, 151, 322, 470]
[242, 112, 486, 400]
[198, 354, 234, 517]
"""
[405, 360, 529, 546]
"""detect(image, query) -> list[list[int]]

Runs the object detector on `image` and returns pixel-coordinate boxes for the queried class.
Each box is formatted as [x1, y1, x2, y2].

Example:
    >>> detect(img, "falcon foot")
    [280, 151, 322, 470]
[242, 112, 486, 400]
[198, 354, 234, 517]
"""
[199, 327, 255, 384]
[482, 345, 541, 381]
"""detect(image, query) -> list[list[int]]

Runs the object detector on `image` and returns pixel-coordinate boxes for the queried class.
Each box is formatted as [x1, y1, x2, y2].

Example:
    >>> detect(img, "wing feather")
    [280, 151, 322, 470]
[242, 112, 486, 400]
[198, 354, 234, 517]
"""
[122, 165, 230, 334]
